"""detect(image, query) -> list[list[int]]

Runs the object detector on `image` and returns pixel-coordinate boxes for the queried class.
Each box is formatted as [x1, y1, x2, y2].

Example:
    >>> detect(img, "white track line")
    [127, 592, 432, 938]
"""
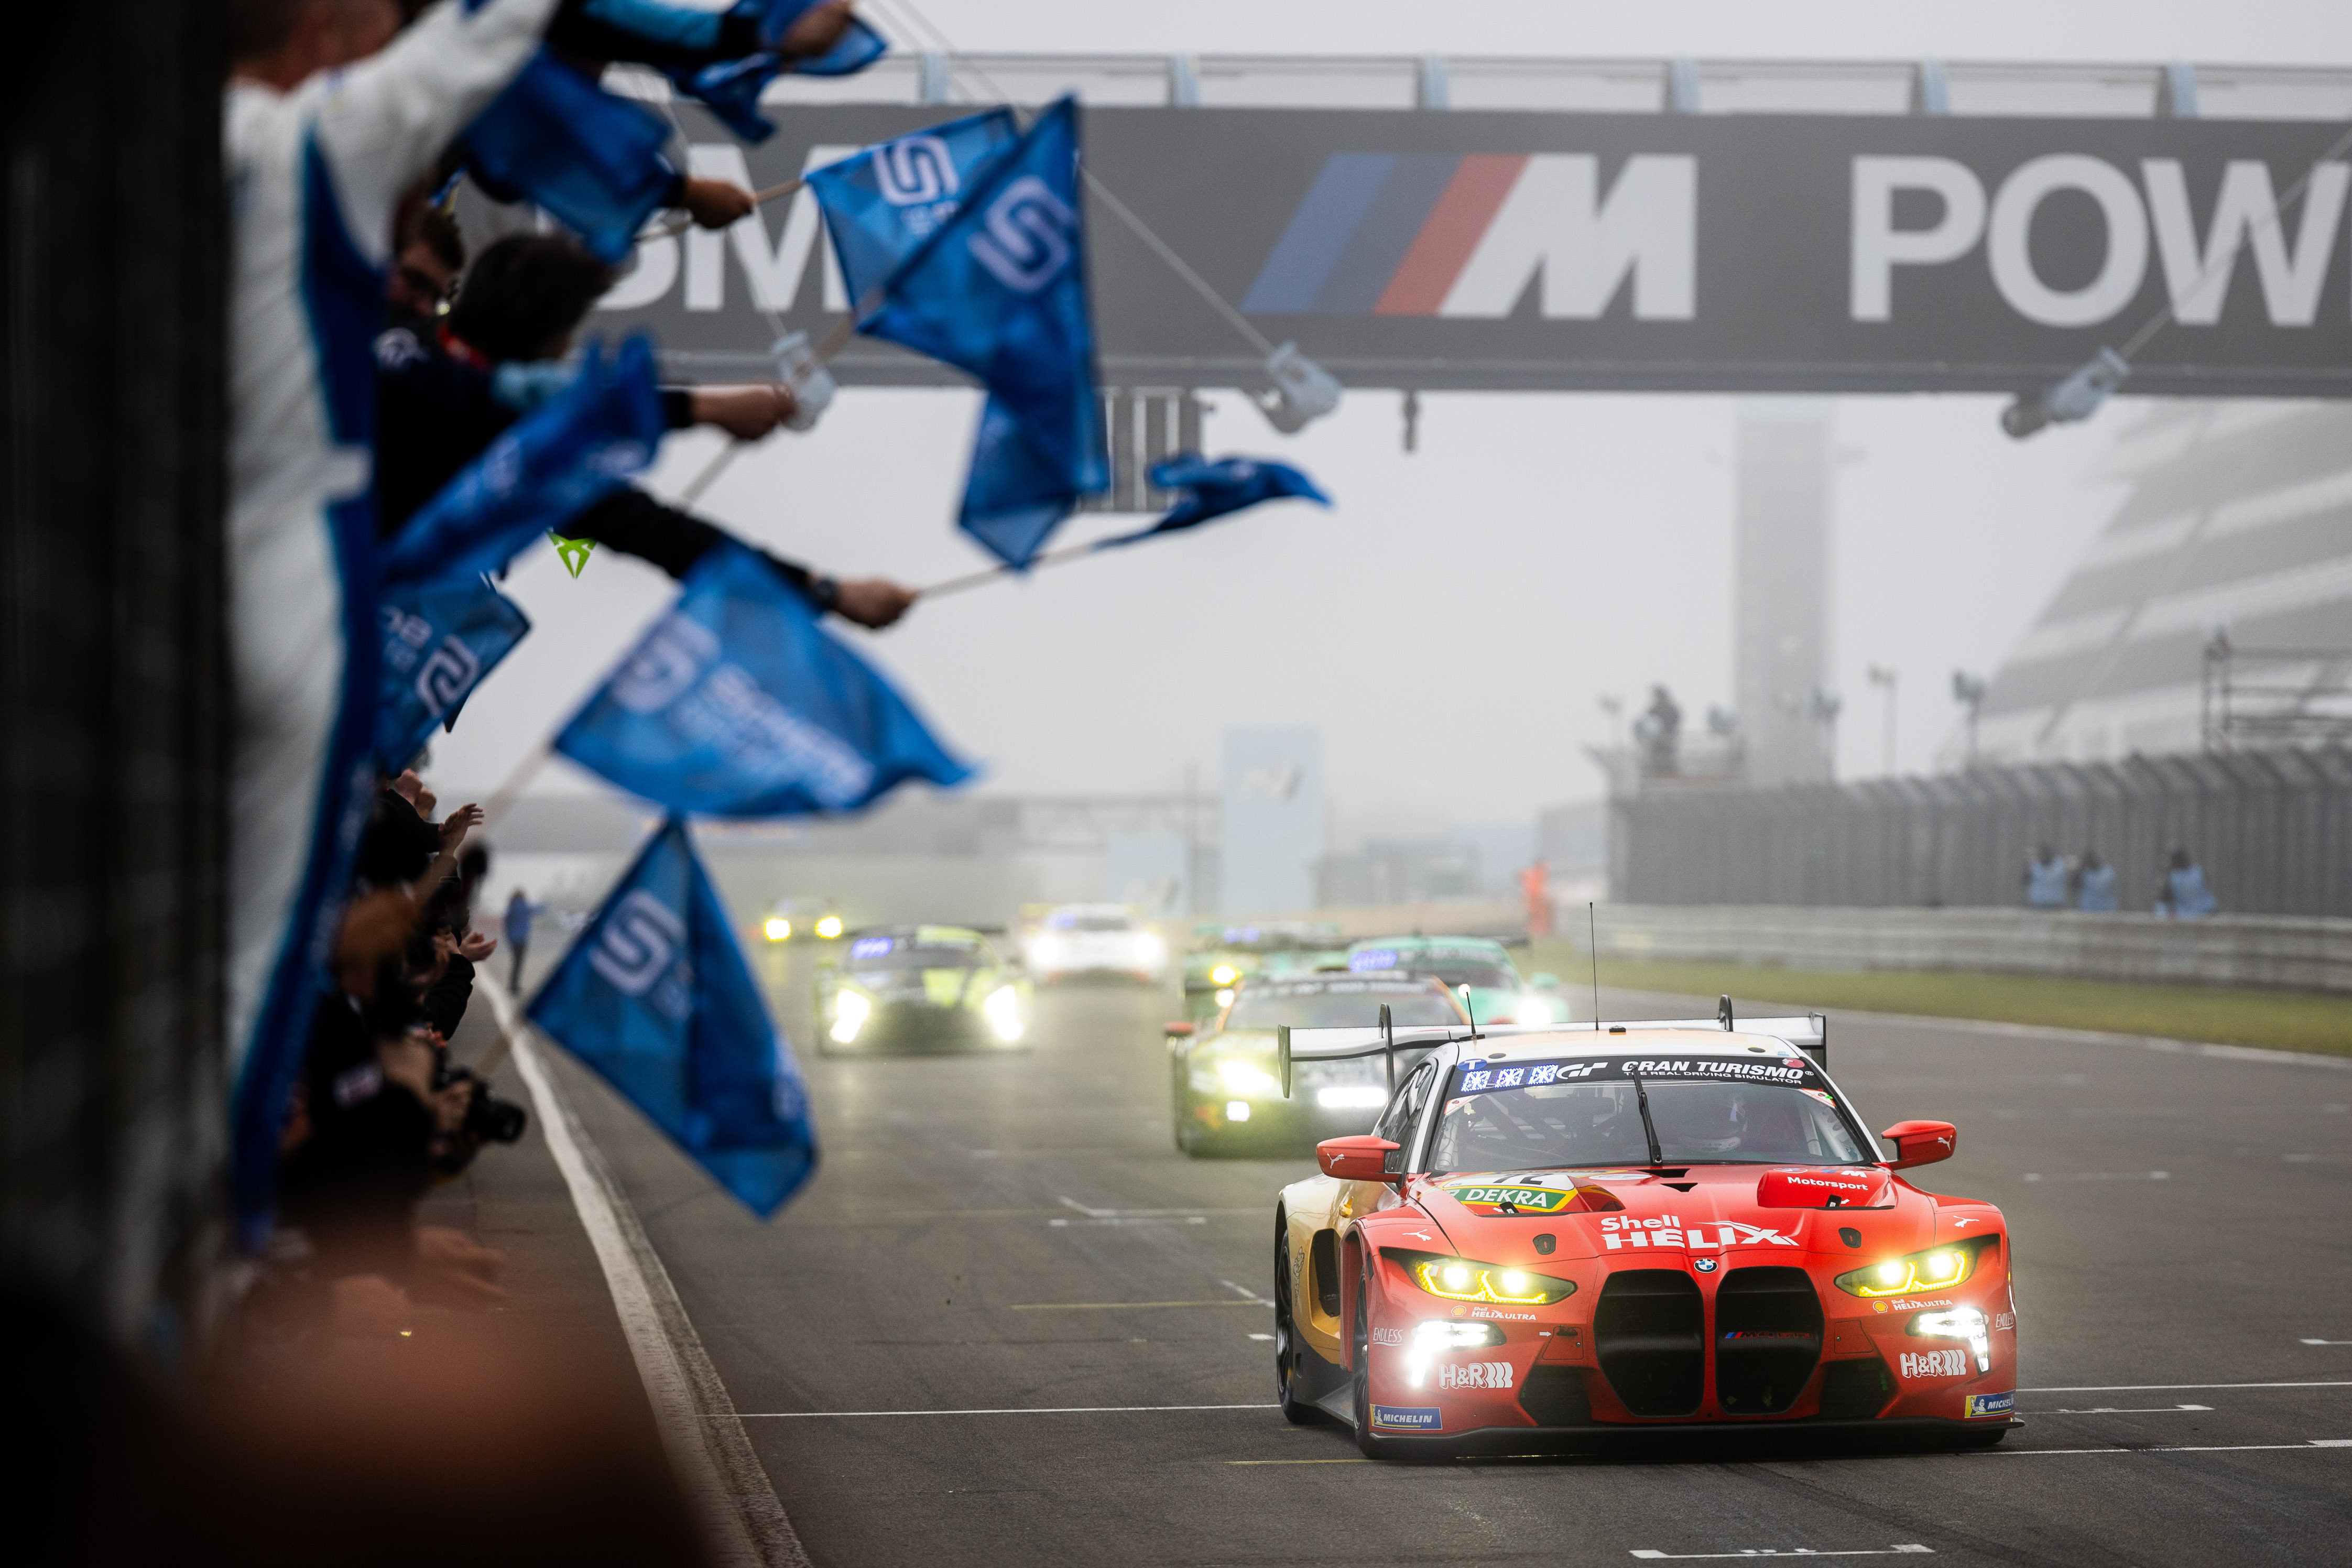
[739, 1403, 1281, 1418]
[2021, 1381, 2352, 1392]
[486, 979, 807, 1568]
[1993, 1441, 2351, 1455]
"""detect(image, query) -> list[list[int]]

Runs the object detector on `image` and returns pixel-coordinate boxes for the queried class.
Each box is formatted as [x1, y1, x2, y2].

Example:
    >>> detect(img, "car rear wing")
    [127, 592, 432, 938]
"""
[1276, 1004, 1828, 1099]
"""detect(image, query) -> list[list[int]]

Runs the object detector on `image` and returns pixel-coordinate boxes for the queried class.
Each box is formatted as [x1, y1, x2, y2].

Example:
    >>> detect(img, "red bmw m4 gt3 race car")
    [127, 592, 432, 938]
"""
[1270, 1011, 2019, 1457]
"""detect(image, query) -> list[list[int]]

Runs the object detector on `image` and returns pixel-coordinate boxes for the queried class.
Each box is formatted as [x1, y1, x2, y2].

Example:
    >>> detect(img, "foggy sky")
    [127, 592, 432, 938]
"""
[429, 0, 2350, 842]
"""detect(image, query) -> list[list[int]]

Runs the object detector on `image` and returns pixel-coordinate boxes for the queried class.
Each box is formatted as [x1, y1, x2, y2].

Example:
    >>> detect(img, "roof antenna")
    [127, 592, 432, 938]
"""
[1588, 901, 1601, 1031]
[1380, 1002, 1395, 1095]
[1719, 994, 1734, 1031]
[1459, 984, 1480, 1040]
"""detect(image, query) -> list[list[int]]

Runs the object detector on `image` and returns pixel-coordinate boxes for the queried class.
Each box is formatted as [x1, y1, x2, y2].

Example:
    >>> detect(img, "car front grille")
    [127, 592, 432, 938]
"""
[1518, 1365, 1593, 1427]
[1593, 1270, 1705, 1417]
[1713, 1266, 1824, 1414]
[1816, 1355, 1897, 1419]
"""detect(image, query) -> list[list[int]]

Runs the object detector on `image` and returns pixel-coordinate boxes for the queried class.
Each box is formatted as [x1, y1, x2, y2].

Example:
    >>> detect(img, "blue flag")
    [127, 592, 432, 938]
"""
[1098, 452, 1332, 547]
[554, 541, 973, 816]
[379, 336, 665, 587]
[859, 96, 1106, 567]
[806, 108, 1020, 311]
[462, 50, 676, 263]
[375, 576, 532, 770]
[670, 1, 887, 137]
[528, 816, 815, 1217]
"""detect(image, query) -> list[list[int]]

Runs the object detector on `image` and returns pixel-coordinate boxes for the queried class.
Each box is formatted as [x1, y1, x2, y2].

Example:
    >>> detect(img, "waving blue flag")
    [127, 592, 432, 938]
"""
[668, 0, 887, 137]
[528, 816, 815, 1217]
[554, 541, 973, 816]
[375, 576, 531, 769]
[1098, 453, 1332, 547]
[380, 336, 665, 587]
[859, 96, 1106, 567]
[462, 51, 676, 263]
[806, 108, 1019, 310]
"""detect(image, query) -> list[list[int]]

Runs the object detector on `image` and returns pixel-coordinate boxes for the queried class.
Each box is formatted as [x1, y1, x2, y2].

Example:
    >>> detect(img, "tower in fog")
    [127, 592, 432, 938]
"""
[1735, 401, 1835, 786]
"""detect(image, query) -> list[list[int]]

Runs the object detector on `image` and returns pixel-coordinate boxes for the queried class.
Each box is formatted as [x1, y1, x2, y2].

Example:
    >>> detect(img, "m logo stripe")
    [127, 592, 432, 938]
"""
[1241, 153, 1397, 313]
[1312, 153, 1460, 313]
[1377, 154, 1527, 315]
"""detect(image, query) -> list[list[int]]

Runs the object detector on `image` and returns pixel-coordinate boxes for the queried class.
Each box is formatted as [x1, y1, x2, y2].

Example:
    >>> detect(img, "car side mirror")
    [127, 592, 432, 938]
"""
[1316, 1135, 1403, 1185]
[1163, 1021, 1195, 1037]
[1879, 1119, 1957, 1169]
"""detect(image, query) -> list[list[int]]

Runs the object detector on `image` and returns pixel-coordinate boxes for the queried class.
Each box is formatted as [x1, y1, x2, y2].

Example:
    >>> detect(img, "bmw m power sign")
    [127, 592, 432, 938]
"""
[576, 103, 2352, 397]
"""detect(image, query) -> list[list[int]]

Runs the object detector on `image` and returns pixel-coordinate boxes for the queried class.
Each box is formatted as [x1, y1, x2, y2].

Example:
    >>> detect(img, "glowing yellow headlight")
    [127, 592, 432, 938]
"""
[1210, 964, 1238, 986]
[1835, 1237, 1991, 1298]
[1398, 1252, 1575, 1306]
[814, 915, 844, 939]
[1215, 988, 1235, 1008]
[763, 917, 791, 942]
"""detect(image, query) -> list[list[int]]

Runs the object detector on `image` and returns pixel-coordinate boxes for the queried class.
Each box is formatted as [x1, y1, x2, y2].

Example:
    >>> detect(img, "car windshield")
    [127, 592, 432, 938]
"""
[847, 935, 988, 970]
[1428, 1055, 1867, 1170]
[1349, 948, 1518, 990]
[1225, 982, 1462, 1030]
[1050, 914, 1132, 932]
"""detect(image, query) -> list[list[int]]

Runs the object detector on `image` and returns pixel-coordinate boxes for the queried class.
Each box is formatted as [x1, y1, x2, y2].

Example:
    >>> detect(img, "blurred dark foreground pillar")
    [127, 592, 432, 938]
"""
[1, 2, 229, 1360]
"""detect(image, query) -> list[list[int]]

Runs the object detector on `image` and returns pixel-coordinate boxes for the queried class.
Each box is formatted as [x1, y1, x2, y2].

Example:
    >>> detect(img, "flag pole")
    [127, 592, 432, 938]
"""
[674, 306, 871, 506]
[913, 537, 1115, 600]
[643, 177, 806, 241]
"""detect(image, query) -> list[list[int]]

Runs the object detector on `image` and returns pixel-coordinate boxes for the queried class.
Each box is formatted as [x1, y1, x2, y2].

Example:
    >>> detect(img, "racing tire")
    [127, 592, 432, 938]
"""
[1351, 1269, 1406, 1460]
[1273, 1217, 1314, 1425]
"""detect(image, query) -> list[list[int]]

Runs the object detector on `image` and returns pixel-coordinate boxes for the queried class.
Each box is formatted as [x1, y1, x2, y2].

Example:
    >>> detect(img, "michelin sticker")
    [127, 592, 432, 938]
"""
[1964, 1391, 2016, 1419]
[1369, 1404, 1443, 1432]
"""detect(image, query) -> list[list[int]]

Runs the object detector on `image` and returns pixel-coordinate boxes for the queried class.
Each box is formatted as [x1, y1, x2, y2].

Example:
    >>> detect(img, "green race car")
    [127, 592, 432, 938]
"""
[815, 925, 1031, 1054]
[1342, 933, 1568, 1028]
[1166, 972, 1467, 1155]
[1180, 920, 1348, 1025]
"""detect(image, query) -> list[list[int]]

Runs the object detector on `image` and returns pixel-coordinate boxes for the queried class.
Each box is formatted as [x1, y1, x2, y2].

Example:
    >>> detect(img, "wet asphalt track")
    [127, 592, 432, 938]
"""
[539, 957, 2352, 1567]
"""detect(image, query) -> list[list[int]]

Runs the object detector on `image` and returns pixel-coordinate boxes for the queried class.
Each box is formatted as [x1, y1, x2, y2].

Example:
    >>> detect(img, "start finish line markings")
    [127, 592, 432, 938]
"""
[1630, 1549, 1931, 1560]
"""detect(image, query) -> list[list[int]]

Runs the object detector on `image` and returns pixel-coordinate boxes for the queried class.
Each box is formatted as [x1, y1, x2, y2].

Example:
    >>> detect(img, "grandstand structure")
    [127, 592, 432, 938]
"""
[1966, 401, 2352, 766]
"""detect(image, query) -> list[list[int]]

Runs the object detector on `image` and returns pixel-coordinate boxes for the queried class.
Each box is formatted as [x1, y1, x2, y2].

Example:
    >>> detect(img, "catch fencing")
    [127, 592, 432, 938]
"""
[1610, 746, 2352, 917]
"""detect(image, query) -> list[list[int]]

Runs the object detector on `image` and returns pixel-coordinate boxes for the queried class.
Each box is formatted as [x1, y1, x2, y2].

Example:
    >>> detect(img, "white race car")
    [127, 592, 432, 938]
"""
[1023, 904, 1168, 985]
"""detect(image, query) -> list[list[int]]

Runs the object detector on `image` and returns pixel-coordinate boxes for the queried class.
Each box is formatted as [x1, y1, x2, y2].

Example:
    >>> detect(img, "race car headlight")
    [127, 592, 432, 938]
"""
[1517, 996, 1552, 1026]
[1386, 1249, 1575, 1306]
[983, 984, 1024, 1042]
[1216, 1058, 1280, 1097]
[814, 915, 844, 940]
[763, 917, 791, 942]
[1908, 1305, 1993, 1373]
[1215, 988, 1235, 1008]
[1835, 1235, 1996, 1299]
[829, 988, 871, 1043]
[1210, 964, 1238, 986]
[1136, 933, 1165, 965]
[1403, 1318, 1507, 1386]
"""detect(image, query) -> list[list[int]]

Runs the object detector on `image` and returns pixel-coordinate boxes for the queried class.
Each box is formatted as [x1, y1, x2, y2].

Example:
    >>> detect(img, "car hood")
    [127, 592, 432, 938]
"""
[1408, 1162, 1951, 1263]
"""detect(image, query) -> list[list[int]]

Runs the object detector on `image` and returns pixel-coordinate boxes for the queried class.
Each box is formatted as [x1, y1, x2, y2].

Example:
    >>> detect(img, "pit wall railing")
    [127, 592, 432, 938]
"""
[1609, 746, 2352, 919]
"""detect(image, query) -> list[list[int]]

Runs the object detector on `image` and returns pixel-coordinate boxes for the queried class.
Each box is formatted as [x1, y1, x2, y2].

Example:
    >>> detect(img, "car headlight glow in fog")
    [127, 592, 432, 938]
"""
[1387, 1249, 1576, 1306]
[1210, 964, 1239, 986]
[1403, 1318, 1507, 1386]
[814, 915, 843, 940]
[1316, 1085, 1387, 1109]
[763, 917, 791, 942]
[1908, 1305, 1994, 1373]
[1215, 987, 1235, 1007]
[1136, 933, 1165, 965]
[1518, 996, 1552, 1026]
[1834, 1235, 1994, 1298]
[829, 989, 871, 1043]
[1225, 1100, 1252, 1122]
[983, 985, 1024, 1042]
[1216, 1059, 1279, 1097]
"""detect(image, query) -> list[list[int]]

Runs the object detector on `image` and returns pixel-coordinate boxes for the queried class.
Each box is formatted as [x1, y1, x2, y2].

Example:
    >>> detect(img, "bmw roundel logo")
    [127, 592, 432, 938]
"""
[1693, 1257, 1719, 1273]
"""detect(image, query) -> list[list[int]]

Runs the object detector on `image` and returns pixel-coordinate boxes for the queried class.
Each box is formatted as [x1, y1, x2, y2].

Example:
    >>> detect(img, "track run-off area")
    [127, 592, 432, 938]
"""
[502, 952, 2352, 1567]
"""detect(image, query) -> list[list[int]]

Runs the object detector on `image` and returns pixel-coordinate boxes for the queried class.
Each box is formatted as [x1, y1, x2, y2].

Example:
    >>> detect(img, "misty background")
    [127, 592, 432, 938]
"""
[431, 0, 2352, 860]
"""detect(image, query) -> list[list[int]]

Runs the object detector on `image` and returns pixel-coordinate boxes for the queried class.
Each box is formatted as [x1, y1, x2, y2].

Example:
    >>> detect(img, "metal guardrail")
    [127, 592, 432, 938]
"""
[1610, 745, 2352, 917]
[727, 53, 2352, 119]
[1582, 903, 2352, 995]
